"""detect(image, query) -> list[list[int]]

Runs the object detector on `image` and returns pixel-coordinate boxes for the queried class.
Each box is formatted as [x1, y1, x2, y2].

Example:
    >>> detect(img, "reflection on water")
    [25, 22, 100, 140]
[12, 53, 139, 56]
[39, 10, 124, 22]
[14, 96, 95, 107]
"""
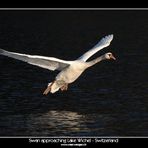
[27, 110, 88, 136]
[1, 108, 148, 136]
[0, 110, 123, 136]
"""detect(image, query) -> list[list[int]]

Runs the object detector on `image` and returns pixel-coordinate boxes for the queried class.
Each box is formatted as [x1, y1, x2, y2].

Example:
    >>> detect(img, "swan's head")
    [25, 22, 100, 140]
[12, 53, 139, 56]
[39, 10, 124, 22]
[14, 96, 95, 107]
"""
[105, 52, 116, 60]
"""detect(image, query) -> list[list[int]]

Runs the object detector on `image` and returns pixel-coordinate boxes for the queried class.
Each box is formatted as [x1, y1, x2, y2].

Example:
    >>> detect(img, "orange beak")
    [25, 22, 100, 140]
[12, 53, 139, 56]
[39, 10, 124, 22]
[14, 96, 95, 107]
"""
[111, 54, 116, 60]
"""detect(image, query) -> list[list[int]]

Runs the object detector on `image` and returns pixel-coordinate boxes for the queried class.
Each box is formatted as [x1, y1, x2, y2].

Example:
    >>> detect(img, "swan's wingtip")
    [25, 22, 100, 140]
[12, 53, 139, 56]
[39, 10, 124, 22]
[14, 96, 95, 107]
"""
[0, 48, 4, 54]
[107, 34, 114, 41]
[103, 34, 114, 42]
[109, 34, 114, 38]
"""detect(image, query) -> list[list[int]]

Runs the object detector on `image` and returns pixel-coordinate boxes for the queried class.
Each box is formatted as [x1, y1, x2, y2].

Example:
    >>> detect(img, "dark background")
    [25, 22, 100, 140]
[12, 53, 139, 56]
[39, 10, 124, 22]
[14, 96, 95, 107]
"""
[0, 10, 148, 136]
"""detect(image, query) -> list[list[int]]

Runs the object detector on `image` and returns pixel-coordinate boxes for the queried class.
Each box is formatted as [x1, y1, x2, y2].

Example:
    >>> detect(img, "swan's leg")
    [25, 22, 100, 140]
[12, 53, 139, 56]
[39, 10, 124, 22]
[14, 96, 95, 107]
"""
[65, 83, 68, 90]
[43, 81, 54, 95]
[60, 83, 68, 91]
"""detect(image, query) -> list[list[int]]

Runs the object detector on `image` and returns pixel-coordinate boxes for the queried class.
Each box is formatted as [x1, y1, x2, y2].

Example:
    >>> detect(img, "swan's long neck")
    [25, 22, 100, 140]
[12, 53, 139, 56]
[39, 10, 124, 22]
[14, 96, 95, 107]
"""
[86, 55, 106, 67]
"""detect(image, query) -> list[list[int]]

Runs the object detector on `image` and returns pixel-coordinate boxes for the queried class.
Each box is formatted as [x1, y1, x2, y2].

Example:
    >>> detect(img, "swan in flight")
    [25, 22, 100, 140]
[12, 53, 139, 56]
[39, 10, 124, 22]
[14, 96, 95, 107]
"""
[0, 34, 115, 95]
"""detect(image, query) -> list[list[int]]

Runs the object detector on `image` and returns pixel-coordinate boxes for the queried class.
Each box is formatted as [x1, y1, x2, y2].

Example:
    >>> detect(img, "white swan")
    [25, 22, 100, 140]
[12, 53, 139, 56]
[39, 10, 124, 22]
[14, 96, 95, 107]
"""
[0, 34, 116, 95]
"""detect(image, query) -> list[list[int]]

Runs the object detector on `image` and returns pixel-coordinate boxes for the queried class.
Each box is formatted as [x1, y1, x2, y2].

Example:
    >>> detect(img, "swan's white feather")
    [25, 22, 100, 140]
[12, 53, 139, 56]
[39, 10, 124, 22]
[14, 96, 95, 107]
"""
[0, 49, 72, 71]
[78, 34, 113, 62]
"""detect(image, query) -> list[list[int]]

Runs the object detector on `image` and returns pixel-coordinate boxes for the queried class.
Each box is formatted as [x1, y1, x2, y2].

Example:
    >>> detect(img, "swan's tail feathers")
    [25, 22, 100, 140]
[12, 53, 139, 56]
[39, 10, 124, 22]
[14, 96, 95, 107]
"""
[43, 81, 60, 95]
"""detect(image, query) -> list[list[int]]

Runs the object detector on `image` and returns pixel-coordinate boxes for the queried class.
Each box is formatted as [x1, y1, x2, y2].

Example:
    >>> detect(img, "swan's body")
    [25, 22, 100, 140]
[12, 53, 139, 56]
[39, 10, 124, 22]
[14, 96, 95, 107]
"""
[0, 34, 116, 94]
[56, 60, 87, 83]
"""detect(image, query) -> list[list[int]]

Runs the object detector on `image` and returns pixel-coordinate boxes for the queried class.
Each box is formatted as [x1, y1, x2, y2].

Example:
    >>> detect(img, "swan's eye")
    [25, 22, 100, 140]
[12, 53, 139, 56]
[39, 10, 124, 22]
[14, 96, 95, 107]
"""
[108, 54, 112, 58]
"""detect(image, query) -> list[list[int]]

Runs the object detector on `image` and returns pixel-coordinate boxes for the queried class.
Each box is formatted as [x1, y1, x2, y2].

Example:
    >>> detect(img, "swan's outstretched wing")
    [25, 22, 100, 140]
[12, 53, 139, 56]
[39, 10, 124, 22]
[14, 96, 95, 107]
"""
[0, 49, 72, 71]
[78, 34, 113, 62]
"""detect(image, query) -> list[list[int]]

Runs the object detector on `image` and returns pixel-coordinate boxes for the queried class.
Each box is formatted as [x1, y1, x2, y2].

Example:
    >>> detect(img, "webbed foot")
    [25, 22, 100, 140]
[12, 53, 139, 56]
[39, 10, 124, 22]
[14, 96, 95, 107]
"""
[43, 81, 54, 95]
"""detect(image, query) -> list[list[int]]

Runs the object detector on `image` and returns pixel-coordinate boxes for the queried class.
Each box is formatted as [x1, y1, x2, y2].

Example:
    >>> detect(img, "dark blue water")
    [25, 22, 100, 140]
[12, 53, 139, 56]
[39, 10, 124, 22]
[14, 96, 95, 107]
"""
[0, 10, 148, 136]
